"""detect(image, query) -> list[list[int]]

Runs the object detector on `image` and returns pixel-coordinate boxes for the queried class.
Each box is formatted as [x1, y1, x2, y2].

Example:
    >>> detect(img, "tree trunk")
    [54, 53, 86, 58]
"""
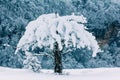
[53, 41, 62, 74]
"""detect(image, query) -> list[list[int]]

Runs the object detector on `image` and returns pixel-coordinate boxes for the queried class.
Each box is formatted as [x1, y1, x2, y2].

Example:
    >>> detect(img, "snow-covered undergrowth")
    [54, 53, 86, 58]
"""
[0, 67, 120, 80]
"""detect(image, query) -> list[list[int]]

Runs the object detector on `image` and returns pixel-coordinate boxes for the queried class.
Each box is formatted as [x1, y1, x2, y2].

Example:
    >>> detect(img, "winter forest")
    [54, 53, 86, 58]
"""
[0, 0, 120, 80]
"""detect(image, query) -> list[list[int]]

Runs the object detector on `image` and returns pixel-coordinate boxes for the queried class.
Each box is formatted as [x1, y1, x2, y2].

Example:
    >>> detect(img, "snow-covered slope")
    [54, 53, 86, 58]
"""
[15, 13, 99, 57]
[0, 67, 120, 80]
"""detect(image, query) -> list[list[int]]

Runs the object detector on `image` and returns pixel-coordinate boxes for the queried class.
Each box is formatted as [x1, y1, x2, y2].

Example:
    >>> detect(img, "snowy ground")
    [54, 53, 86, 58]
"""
[0, 67, 120, 80]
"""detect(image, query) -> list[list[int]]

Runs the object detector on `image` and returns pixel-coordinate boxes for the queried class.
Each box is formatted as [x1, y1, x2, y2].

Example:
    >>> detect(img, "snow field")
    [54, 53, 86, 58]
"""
[0, 67, 120, 80]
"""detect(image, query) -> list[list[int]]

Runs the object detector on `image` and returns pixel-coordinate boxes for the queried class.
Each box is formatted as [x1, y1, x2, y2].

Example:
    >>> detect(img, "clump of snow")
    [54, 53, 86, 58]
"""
[15, 13, 99, 57]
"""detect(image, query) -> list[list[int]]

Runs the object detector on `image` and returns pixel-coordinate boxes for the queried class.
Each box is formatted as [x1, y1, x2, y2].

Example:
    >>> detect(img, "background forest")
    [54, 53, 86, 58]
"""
[0, 0, 120, 69]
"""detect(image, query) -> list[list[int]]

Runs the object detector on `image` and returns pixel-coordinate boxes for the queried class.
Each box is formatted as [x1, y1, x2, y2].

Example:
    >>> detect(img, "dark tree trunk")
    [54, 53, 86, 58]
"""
[53, 41, 62, 74]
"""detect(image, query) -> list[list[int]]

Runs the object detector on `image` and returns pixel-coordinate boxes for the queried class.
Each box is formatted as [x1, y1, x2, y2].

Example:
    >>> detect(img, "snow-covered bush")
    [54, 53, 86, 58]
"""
[23, 51, 41, 72]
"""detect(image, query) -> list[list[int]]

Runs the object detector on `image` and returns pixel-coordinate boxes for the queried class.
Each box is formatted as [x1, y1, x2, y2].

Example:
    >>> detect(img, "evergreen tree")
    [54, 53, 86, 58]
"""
[23, 51, 41, 72]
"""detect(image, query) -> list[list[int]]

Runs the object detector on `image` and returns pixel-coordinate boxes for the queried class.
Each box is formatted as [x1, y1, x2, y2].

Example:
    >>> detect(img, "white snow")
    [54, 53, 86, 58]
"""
[0, 67, 120, 80]
[15, 13, 99, 57]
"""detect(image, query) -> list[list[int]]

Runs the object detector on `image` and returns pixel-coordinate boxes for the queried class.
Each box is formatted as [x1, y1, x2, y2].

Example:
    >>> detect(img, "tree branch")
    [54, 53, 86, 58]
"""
[32, 52, 54, 59]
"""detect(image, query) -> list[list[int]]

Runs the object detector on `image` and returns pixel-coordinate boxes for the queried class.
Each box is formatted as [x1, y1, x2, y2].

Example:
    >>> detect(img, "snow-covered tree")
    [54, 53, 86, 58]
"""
[23, 51, 41, 72]
[15, 13, 99, 73]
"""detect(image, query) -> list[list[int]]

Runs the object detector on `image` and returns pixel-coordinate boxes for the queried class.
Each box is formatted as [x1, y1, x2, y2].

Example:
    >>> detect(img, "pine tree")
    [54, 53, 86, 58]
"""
[23, 51, 41, 72]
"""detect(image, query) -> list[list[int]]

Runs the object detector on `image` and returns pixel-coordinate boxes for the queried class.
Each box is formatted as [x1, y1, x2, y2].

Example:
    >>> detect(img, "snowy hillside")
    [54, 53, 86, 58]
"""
[0, 67, 120, 80]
